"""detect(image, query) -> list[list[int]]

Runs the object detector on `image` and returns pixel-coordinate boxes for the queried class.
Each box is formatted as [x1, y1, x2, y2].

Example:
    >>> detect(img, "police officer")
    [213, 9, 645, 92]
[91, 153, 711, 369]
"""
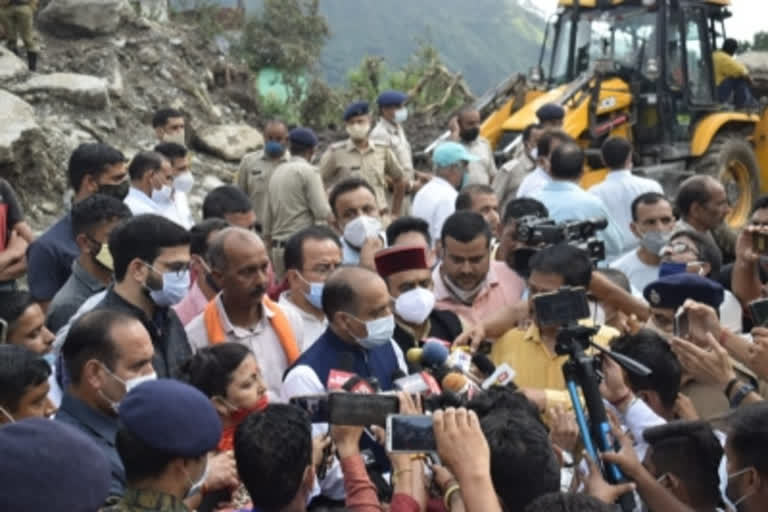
[1, 0, 39, 70]
[319, 101, 406, 219]
[107, 379, 224, 512]
[263, 128, 333, 278]
[536, 103, 565, 130]
[236, 120, 290, 231]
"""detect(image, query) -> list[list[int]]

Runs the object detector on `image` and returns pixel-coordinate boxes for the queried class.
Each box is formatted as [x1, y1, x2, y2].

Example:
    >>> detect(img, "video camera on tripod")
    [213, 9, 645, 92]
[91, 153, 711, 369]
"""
[515, 216, 608, 264]
[533, 287, 651, 512]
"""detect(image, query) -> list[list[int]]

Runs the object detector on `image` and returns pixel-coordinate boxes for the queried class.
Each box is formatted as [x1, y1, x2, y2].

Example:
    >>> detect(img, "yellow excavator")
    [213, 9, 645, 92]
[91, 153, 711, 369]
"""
[472, 0, 768, 227]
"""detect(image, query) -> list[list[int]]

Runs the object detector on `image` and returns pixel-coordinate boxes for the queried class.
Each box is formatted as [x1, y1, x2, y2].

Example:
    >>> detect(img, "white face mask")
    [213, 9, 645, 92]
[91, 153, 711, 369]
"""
[343, 215, 382, 249]
[394, 107, 408, 124]
[151, 184, 173, 204]
[99, 363, 157, 412]
[173, 172, 195, 193]
[0, 405, 15, 423]
[350, 314, 396, 349]
[346, 122, 370, 141]
[163, 130, 186, 145]
[395, 287, 435, 325]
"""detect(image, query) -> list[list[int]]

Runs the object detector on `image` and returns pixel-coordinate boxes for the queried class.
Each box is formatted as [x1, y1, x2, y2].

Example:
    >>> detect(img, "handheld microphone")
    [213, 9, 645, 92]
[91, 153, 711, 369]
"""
[471, 353, 517, 390]
[471, 353, 497, 378]
[441, 372, 480, 399]
[327, 353, 375, 393]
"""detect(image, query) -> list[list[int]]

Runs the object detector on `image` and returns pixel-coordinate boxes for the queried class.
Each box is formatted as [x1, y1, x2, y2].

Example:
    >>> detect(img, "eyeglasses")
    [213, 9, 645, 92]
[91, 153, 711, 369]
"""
[144, 260, 190, 278]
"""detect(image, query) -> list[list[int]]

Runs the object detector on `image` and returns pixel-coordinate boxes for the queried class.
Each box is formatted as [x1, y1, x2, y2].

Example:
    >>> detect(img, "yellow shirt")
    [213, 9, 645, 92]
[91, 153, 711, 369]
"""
[490, 323, 620, 409]
[713, 50, 748, 86]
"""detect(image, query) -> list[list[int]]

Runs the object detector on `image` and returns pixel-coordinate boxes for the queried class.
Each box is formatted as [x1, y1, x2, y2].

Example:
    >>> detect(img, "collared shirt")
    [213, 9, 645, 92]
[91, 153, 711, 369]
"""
[185, 294, 303, 400]
[490, 323, 619, 409]
[370, 118, 413, 172]
[432, 261, 525, 325]
[124, 187, 162, 216]
[516, 166, 551, 198]
[713, 50, 749, 86]
[589, 170, 664, 254]
[495, 151, 535, 210]
[158, 191, 194, 229]
[278, 291, 327, 352]
[237, 149, 291, 226]
[98, 287, 191, 378]
[173, 280, 209, 326]
[674, 218, 717, 246]
[411, 176, 458, 245]
[27, 212, 79, 301]
[318, 139, 405, 212]
[533, 180, 624, 262]
[56, 393, 124, 497]
[47, 259, 107, 333]
[262, 156, 332, 240]
[462, 137, 497, 186]
[105, 488, 189, 512]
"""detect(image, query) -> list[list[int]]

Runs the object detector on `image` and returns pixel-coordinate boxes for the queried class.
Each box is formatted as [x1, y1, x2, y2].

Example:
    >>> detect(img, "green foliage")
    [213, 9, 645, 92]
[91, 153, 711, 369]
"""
[237, 0, 329, 75]
[740, 31, 768, 53]
[170, 0, 224, 42]
[258, 92, 300, 125]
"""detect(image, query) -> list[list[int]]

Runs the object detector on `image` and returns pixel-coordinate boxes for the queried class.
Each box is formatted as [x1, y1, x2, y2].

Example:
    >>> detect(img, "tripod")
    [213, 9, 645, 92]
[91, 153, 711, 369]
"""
[556, 325, 651, 512]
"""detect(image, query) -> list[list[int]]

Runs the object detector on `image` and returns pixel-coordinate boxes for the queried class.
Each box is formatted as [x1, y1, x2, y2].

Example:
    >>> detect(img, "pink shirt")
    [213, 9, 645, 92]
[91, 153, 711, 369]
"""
[433, 260, 525, 325]
[173, 280, 209, 326]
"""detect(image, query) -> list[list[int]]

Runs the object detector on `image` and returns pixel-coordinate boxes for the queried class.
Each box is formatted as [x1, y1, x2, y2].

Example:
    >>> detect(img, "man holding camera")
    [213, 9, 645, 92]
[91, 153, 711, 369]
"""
[532, 143, 623, 262]
[490, 243, 619, 411]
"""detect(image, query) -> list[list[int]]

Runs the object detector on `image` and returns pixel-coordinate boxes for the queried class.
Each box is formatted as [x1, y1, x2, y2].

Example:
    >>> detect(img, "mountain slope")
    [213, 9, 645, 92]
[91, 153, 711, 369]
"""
[231, 0, 546, 94]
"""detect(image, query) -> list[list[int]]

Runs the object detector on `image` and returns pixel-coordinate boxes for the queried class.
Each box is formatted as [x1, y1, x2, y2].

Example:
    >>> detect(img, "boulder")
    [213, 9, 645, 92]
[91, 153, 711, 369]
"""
[0, 48, 27, 82]
[13, 73, 109, 109]
[132, 0, 169, 22]
[0, 90, 40, 165]
[39, 0, 128, 38]
[193, 123, 264, 162]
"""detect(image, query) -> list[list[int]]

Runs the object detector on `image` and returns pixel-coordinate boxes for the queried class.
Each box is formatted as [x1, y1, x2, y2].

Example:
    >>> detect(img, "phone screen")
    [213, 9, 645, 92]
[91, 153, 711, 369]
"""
[289, 395, 330, 423]
[750, 299, 768, 327]
[753, 232, 768, 254]
[328, 393, 399, 426]
[674, 310, 689, 338]
[533, 288, 590, 327]
[388, 415, 436, 453]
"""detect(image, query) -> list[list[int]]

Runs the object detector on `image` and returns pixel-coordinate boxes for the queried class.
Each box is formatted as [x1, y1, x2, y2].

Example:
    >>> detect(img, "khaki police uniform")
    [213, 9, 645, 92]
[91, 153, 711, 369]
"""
[371, 118, 414, 215]
[262, 155, 332, 278]
[236, 149, 289, 230]
[494, 151, 535, 210]
[463, 137, 498, 186]
[0, 0, 38, 54]
[318, 138, 405, 214]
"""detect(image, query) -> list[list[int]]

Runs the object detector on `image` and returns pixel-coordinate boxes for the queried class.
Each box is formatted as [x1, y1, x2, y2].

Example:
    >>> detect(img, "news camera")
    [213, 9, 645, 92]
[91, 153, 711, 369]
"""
[514, 216, 608, 264]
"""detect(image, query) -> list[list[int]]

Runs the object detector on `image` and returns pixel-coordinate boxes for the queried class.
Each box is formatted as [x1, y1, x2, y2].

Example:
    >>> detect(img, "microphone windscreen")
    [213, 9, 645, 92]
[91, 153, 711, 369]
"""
[471, 353, 496, 377]
[422, 341, 449, 367]
[406, 348, 423, 364]
[441, 372, 468, 393]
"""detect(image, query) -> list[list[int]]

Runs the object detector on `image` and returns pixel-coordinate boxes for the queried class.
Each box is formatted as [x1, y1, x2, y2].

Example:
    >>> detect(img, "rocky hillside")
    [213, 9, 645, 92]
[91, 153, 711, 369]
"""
[1, 0, 266, 232]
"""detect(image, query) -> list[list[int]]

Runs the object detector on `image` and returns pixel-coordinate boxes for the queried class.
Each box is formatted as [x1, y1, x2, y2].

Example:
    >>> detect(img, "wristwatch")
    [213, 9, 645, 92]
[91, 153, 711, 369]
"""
[730, 383, 756, 408]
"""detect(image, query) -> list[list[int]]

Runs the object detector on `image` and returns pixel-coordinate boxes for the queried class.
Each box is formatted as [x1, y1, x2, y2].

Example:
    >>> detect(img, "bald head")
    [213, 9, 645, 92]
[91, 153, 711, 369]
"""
[208, 227, 264, 271]
[676, 175, 730, 229]
[322, 266, 389, 322]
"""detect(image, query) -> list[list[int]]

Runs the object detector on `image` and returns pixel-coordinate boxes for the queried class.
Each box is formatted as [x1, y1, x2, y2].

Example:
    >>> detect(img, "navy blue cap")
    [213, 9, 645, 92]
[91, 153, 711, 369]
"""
[536, 103, 565, 122]
[643, 273, 725, 310]
[377, 90, 408, 107]
[0, 418, 111, 512]
[119, 379, 221, 458]
[344, 101, 370, 121]
[288, 127, 319, 148]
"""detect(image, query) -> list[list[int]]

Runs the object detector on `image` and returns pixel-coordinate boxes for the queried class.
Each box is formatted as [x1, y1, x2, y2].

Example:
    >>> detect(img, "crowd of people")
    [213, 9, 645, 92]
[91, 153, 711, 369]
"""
[1, 93, 768, 512]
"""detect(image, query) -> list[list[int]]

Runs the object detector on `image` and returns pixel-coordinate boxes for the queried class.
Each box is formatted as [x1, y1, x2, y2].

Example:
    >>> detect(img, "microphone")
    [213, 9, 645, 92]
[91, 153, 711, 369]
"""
[471, 353, 496, 378]
[470, 353, 517, 390]
[421, 341, 450, 368]
[327, 352, 375, 393]
[441, 372, 480, 399]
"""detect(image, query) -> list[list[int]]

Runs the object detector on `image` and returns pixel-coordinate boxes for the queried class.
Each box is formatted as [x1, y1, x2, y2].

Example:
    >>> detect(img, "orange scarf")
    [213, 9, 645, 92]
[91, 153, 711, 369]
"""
[203, 296, 300, 365]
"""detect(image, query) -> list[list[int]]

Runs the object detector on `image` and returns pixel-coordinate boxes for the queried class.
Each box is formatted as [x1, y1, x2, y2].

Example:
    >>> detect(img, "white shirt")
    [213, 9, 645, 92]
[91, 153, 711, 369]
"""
[589, 170, 664, 254]
[278, 292, 327, 352]
[721, 290, 744, 334]
[185, 295, 303, 401]
[159, 191, 194, 229]
[610, 250, 660, 293]
[516, 166, 551, 198]
[463, 137, 497, 186]
[411, 176, 458, 245]
[124, 186, 162, 216]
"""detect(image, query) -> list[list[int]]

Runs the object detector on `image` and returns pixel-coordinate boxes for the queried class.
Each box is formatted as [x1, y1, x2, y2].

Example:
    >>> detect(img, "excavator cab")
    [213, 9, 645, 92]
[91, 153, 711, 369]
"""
[482, 0, 767, 228]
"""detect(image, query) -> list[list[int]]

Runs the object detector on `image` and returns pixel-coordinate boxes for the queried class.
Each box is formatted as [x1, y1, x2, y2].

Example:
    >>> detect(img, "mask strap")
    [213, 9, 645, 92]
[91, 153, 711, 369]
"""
[0, 405, 15, 423]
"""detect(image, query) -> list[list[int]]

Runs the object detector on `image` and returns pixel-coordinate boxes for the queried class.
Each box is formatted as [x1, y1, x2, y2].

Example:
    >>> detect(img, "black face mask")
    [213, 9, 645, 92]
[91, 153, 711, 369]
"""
[460, 127, 480, 143]
[98, 179, 130, 201]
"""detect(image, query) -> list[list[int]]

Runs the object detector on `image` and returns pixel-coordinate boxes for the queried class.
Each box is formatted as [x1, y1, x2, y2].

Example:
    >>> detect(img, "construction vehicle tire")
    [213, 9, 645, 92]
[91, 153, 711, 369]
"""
[691, 133, 760, 228]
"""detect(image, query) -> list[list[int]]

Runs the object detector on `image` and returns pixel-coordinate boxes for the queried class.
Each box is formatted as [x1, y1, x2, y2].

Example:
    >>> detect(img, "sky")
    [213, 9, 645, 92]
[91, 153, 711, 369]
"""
[537, 0, 765, 42]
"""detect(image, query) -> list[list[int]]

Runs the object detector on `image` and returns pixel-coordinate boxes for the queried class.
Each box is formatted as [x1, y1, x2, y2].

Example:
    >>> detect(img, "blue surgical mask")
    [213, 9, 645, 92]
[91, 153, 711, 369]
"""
[265, 141, 285, 158]
[144, 263, 190, 307]
[298, 272, 324, 310]
[658, 261, 687, 278]
[350, 314, 395, 349]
